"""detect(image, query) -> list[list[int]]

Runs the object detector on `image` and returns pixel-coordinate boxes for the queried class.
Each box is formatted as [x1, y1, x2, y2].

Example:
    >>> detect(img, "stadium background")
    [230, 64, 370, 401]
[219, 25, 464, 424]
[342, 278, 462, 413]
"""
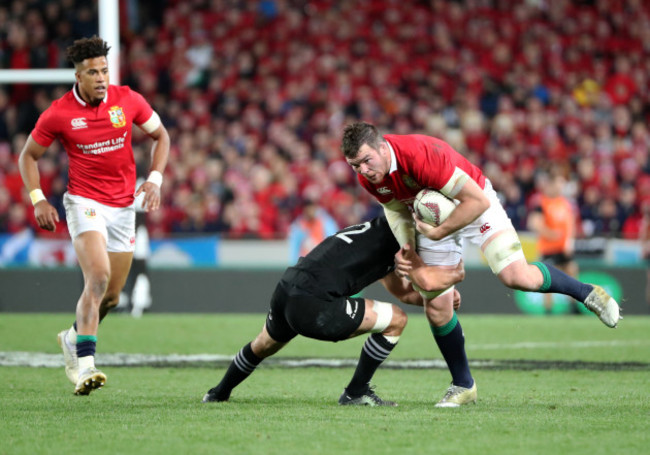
[1, 0, 649, 314]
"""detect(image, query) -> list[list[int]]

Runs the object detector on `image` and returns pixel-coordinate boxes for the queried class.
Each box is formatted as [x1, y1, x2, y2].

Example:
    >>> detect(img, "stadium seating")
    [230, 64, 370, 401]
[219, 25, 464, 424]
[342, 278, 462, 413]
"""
[1, 0, 649, 242]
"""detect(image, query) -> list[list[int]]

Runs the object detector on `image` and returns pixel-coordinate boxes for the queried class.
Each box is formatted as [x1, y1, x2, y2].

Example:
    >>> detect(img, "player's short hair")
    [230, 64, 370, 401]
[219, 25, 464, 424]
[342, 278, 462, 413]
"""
[66, 36, 111, 66]
[341, 122, 384, 158]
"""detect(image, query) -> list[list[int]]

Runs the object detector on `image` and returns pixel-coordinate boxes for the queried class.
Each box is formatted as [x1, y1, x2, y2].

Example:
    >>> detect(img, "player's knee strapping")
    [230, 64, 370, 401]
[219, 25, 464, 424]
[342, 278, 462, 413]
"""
[370, 300, 394, 333]
[483, 230, 525, 274]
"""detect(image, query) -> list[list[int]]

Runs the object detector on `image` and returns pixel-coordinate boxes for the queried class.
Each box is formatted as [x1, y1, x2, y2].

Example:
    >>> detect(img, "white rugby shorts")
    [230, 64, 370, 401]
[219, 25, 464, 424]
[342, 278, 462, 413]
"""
[417, 179, 515, 266]
[63, 192, 136, 253]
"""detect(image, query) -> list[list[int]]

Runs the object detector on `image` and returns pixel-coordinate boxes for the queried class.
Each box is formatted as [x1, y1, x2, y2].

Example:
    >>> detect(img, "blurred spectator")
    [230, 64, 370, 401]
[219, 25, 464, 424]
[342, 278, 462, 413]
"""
[528, 171, 580, 314]
[1, 0, 649, 244]
[639, 200, 650, 308]
[288, 198, 338, 265]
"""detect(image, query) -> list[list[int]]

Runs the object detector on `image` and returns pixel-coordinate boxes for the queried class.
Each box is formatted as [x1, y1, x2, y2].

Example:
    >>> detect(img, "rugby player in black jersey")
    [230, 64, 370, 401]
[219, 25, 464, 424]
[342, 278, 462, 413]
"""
[202, 216, 463, 406]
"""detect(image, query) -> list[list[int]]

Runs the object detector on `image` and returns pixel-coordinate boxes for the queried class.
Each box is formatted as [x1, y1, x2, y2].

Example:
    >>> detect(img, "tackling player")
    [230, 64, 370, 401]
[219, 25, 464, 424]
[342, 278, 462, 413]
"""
[342, 121, 621, 407]
[202, 216, 464, 406]
[18, 36, 170, 395]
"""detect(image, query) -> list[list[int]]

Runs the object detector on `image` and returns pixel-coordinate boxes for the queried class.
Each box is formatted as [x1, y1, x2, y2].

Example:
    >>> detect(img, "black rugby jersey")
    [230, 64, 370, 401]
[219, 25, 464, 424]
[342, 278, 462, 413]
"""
[281, 216, 400, 298]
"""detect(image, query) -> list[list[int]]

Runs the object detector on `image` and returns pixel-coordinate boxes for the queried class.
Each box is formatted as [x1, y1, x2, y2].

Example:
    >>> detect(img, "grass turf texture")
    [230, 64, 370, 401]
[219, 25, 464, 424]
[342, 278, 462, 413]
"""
[1, 314, 649, 455]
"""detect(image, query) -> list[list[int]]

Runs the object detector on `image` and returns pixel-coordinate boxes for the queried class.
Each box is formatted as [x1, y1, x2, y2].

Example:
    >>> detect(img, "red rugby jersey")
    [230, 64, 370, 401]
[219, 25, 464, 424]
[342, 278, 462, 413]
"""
[358, 134, 486, 208]
[31, 84, 155, 207]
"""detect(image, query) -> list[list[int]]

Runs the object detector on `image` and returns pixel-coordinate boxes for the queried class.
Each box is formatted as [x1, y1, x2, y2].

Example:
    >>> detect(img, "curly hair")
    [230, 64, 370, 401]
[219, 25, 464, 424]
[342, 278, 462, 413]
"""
[66, 36, 111, 65]
[341, 122, 384, 159]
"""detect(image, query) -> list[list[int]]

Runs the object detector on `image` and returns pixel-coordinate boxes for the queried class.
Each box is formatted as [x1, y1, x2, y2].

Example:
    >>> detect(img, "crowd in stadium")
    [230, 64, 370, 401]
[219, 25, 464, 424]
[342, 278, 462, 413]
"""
[1, 0, 650, 241]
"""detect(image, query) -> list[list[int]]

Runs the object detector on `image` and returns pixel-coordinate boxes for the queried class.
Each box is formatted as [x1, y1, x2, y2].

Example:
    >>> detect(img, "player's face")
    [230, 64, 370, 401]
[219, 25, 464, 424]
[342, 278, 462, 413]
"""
[76, 56, 109, 106]
[346, 143, 390, 184]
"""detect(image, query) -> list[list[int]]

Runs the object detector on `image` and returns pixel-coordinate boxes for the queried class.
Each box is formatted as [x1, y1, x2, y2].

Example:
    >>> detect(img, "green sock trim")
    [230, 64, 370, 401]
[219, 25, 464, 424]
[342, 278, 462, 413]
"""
[532, 261, 551, 292]
[77, 335, 97, 343]
[430, 312, 458, 337]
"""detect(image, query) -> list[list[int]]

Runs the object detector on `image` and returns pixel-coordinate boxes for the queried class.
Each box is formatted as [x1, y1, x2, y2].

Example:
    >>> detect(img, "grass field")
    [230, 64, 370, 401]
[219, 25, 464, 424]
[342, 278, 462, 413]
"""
[1, 313, 649, 455]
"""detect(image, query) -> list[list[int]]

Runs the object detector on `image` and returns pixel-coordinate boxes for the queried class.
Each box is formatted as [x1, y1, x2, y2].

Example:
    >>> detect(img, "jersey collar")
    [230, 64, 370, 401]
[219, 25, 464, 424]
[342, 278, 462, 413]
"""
[72, 83, 108, 106]
[386, 140, 398, 174]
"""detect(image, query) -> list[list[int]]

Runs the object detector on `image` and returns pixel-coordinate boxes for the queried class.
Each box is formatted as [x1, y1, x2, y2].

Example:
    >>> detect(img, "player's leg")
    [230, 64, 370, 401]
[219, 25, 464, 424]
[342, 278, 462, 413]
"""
[558, 256, 581, 314]
[71, 230, 110, 395]
[541, 254, 557, 314]
[203, 283, 296, 403]
[282, 294, 402, 406]
[100, 202, 137, 320]
[416, 236, 476, 407]
[59, 255, 128, 388]
[100, 251, 133, 321]
[483, 229, 620, 327]
[474, 184, 620, 327]
[420, 287, 477, 407]
[338, 298, 406, 407]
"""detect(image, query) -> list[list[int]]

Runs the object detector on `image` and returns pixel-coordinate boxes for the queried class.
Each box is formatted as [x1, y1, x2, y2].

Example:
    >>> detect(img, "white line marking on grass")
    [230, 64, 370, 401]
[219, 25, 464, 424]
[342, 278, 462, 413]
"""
[0, 352, 233, 368]
[1, 338, 649, 370]
[0, 352, 446, 369]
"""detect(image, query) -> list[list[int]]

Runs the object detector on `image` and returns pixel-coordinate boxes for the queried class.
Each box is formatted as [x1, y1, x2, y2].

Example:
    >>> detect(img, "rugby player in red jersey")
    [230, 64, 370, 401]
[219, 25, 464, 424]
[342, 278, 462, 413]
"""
[342, 122, 621, 407]
[19, 36, 170, 395]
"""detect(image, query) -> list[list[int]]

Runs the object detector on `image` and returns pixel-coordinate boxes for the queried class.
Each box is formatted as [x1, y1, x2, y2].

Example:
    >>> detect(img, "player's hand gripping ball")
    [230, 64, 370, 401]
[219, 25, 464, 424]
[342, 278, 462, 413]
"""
[413, 189, 456, 226]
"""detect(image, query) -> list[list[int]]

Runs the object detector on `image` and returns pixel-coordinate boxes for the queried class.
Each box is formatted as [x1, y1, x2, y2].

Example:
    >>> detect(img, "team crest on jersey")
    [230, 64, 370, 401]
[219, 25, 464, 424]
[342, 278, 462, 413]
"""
[401, 174, 420, 189]
[377, 187, 392, 195]
[84, 208, 96, 218]
[108, 106, 126, 128]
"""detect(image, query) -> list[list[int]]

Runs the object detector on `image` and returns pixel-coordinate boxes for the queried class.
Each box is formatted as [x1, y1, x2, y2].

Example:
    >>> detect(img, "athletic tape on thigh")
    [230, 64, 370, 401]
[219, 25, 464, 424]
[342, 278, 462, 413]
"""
[371, 300, 394, 332]
[483, 230, 525, 274]
[412, 283, 454, 300]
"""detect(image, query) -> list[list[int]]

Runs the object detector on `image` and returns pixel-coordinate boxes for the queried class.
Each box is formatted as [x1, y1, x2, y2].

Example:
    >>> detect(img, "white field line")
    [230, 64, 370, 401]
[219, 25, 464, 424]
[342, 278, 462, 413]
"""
[0, 339, 648, 368]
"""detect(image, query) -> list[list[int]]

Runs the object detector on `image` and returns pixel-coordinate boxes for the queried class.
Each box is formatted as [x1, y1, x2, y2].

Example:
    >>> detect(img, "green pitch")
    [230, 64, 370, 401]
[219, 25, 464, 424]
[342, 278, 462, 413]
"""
[1, 313, 649, 455]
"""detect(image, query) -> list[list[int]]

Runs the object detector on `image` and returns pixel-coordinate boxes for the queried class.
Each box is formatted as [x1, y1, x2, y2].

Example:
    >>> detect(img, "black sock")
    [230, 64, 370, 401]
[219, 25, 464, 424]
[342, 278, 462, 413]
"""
[432, 313, 473, 389]
[209, 342, 262, 401]
[533, 262, 593, 302]
[345, 333, 398, 396]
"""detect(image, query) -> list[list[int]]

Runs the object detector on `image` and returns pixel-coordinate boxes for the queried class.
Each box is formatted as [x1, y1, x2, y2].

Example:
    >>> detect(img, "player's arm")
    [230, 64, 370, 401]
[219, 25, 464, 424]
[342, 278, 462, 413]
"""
[395, 243, 465, 292]
[134, 116, 170, 212]
[18, 134, 59, 231]
[414, 172, 489, 241]
[380, 272, 462, 310]
[382, 198, 416, 248]
[381, 272, 423, 306]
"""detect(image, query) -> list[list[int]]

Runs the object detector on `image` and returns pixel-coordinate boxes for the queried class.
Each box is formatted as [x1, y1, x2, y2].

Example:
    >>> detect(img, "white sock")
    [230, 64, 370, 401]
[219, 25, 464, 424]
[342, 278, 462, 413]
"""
[383, 335, 400, 344]
[78, 355, 95, 372]
[67, 326, 78, 344]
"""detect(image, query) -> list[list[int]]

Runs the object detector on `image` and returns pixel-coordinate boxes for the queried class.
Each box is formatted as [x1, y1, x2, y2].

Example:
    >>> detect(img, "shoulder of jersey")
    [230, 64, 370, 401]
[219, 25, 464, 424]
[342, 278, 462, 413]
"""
[51, 90, 74, 107]
[108, 84, 136, 99]
[44, 91, 75, 118]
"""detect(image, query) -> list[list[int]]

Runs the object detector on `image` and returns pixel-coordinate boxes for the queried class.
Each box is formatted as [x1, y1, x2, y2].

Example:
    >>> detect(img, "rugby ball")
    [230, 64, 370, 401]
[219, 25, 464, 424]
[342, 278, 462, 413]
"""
[413, 189, 456, 226]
